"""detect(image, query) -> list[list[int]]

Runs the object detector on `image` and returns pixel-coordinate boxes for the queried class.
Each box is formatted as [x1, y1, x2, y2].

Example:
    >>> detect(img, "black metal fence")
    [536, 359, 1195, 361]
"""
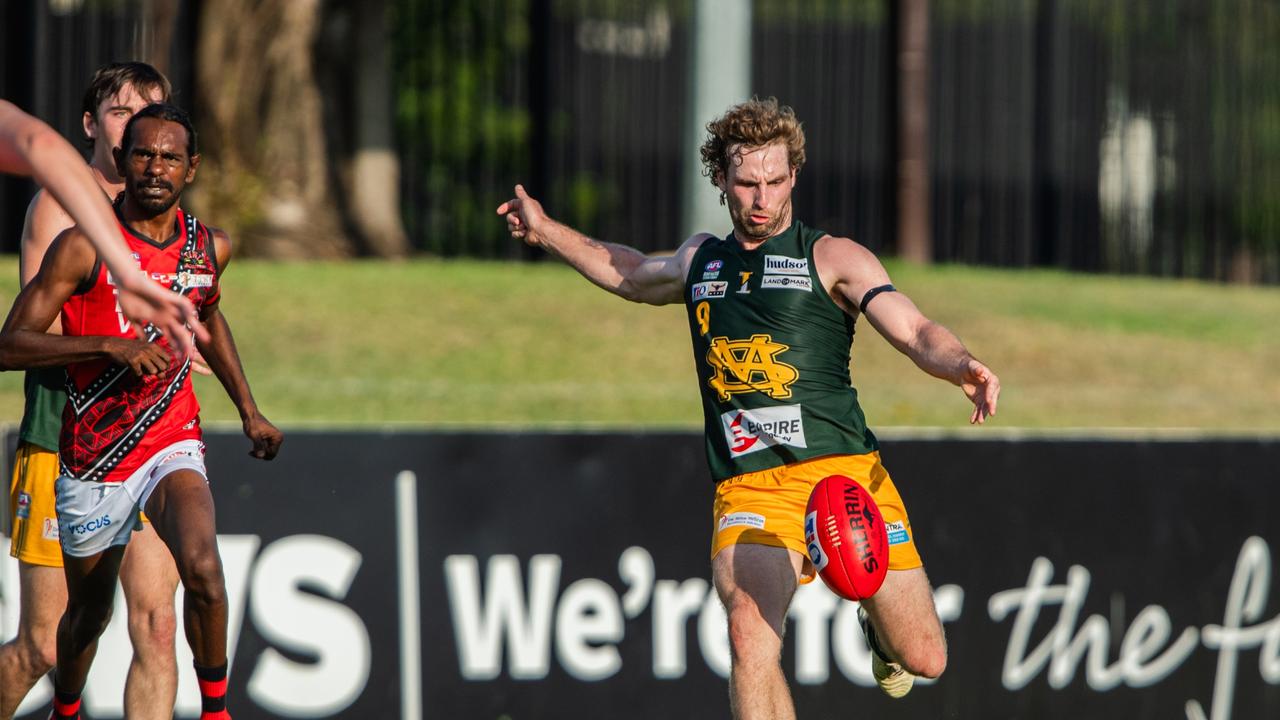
[0, 0, 198, 253]
[3, 0, 1277, 281]
[392, 0, 1279, 282]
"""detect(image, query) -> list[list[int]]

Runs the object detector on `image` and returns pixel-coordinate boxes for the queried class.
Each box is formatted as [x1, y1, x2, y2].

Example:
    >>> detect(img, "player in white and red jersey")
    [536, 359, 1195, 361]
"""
[0, 103, 281, 720]
[2, 62, 185, 720]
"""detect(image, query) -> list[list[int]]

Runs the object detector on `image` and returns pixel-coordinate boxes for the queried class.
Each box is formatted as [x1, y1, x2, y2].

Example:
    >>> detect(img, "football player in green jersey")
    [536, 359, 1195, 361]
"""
[499, 97, 999, 719]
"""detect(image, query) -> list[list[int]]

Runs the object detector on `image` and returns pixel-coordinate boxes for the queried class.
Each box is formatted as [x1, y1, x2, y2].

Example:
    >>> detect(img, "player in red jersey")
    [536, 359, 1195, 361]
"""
[0, 99, 205, 355]
[2, 63, 185, 720]
[0, 103, 282, 720]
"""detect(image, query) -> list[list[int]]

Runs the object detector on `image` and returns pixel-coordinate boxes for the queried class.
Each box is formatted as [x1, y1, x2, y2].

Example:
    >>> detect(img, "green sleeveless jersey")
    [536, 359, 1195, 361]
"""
[683, 220, 878, 481]
[19, 368, 66, 452]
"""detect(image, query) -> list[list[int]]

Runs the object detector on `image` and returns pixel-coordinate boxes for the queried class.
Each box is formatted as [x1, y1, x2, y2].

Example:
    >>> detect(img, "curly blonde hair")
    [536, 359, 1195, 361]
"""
[700, 97, 806, 191]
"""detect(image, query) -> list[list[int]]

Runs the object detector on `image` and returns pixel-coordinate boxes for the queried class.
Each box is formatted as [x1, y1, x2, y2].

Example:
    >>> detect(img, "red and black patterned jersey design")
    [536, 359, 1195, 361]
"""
[59, 209, 220, 483]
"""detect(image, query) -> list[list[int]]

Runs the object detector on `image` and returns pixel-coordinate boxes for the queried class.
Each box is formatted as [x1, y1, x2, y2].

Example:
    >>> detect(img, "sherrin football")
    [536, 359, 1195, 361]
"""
[804, 474, 889, 601]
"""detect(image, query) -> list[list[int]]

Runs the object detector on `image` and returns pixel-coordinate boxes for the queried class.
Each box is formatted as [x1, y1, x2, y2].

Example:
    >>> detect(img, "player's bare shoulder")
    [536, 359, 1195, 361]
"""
[675, 232, 717, 273]
[207, 225, 234, 270]
[813, 234, 894, 315]
[21, 187, 75, 259]
[33, 223, 101, 288]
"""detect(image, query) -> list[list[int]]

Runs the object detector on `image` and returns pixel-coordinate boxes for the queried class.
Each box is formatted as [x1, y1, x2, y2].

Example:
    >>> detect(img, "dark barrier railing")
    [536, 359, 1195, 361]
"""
[4, 430, 1279, 718]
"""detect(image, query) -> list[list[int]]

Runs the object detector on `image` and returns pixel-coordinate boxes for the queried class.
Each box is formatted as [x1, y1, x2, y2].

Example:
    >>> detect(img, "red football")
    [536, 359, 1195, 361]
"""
[804, 474, 889, 601]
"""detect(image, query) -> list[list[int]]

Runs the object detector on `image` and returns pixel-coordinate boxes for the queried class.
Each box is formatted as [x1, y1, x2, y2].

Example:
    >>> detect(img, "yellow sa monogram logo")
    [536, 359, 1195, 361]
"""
[706, 334, 799, 402]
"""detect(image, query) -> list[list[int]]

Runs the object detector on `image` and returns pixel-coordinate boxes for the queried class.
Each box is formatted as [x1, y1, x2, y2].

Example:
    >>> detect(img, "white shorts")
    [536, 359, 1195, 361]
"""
[55, 439, 207, 558]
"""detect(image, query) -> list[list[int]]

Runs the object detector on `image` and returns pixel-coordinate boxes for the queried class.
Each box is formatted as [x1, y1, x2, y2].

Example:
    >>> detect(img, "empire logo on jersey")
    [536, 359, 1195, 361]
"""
[705, 334, 799, 402]
[720, 404, 808, 457]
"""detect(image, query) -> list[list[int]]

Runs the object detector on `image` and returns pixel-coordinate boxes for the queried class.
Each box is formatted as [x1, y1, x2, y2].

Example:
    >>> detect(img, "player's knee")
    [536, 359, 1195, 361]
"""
[17, 631, 57, 675]
[129, 605, 178, 658]
[67, 599, 114, 641]
[903, 644, 947, 680]
[180, 554, 227, 607]
[724, 603, 780, 664]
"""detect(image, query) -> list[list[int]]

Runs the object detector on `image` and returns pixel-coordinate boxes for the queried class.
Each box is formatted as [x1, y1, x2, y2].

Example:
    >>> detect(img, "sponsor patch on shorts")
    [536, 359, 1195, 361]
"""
[63, 514, 113, 536]
[42, 518, 59, 540]
[158, 445, 204, 465]
[804, 511, 829, 572]
[760, 274, 812, 291]
[16, 491, 31, 518]
[885, 520, 910, 546]
[691, 281, 728, 300]
[719, 511, 766, 531]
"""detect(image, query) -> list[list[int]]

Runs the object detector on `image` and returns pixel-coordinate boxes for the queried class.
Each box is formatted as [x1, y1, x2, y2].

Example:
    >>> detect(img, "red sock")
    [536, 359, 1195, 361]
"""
[50, 687, 82, 719]
[195, 660, 231, 720]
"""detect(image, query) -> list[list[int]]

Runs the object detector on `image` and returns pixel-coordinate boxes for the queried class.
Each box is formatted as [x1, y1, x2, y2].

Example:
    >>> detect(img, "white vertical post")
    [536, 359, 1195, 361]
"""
[682, 0, 753, 240]
[396, 471, 423, 720]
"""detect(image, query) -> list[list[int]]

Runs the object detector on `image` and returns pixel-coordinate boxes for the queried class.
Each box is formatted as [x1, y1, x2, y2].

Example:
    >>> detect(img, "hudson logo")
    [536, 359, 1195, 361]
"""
[706, 334, 799, 401]
[764, 255, 809, 275]
[719, 405, 807, 457]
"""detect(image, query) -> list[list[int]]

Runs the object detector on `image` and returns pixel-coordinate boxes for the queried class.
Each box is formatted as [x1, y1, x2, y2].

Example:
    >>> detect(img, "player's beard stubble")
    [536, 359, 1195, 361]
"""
[130, 176, 182, 214]
[726, 193, 793, 242]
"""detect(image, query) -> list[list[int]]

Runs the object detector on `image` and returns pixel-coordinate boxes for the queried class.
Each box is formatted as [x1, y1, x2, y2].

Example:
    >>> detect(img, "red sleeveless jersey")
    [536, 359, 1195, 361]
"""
[59, 208, 221, 483]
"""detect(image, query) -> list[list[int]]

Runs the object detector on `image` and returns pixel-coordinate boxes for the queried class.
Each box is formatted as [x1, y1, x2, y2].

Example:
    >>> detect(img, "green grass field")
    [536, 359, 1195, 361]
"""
[0, 257, 1276, 433]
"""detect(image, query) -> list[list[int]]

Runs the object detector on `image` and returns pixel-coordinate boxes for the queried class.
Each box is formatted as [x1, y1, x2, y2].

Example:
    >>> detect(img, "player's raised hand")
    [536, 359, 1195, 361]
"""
[243, 412, 283, 461]
[117, 277, 209, 358]
[496, 184, 548, 246]
[960, 358, 1000, 424]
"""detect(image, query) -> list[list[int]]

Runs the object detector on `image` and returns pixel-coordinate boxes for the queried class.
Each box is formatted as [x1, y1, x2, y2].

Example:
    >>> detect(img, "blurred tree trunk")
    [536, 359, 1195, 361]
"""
[141, 0, 178, 77]
[188, 0, 407, 258]
[318, 0, 409, 257]
[895, 0, 931, 264]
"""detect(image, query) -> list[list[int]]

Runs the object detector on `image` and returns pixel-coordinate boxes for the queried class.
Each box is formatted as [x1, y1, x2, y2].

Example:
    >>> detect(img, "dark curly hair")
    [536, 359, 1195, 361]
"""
[699, 97, 806, 191]
[121, 103, 197, 158]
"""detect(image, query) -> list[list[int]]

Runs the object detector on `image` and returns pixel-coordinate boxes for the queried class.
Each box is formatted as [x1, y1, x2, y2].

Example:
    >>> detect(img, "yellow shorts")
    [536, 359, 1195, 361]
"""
[8, 442, 63, 567]
[711, 452, 923, 583]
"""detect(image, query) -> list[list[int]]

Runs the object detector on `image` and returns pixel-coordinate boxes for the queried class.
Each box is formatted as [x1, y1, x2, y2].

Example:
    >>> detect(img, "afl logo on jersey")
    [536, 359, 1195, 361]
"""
[705, 260, 723, 272]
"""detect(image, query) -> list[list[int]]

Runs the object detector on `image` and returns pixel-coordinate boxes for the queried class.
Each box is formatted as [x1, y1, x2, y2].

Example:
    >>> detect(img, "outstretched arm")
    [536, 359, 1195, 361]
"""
[0, 228, 173, 375]
[196, 229, 282, 460]
[497, 184, 707, 305]
[0, 99, 206, 355]
[816, 235, 1000, 424]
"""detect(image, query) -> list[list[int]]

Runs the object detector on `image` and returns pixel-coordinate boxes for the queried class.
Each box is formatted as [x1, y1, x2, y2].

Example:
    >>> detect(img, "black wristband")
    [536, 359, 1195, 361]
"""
[859, 283, 897, 314]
